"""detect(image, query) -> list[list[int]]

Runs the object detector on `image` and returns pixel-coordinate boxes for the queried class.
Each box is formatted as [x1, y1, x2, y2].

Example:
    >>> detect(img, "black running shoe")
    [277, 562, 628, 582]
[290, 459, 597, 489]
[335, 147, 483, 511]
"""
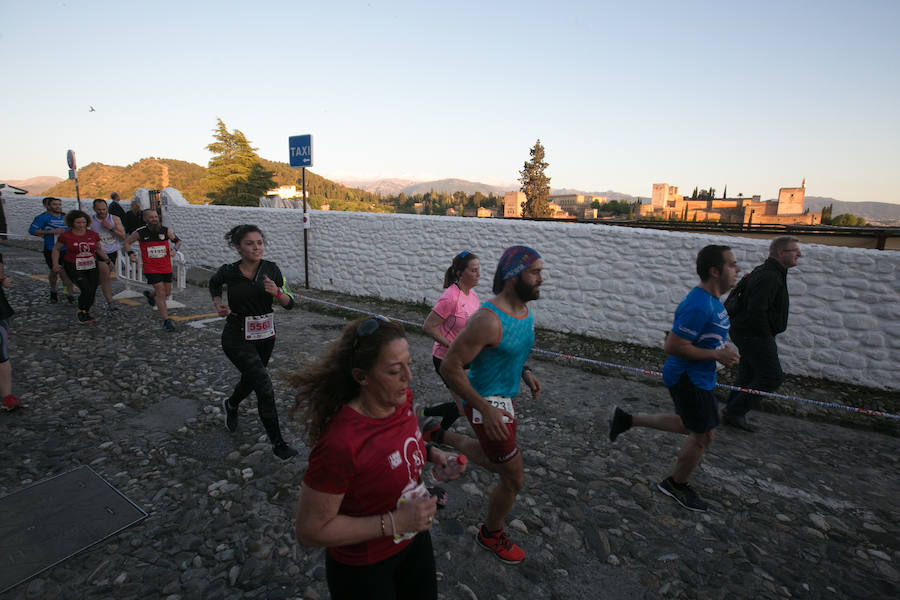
[163, 319, 175, 331]
[222, 398, 238, 432]
[273, 443, 299, 460]
[658, 477, 708, 512]
[66, 294, 76, 305]
[143, 290, 156, 307]
[608, 406, 633, 442]
[50, 291, 59, 304]
[76, 310, 93, 325]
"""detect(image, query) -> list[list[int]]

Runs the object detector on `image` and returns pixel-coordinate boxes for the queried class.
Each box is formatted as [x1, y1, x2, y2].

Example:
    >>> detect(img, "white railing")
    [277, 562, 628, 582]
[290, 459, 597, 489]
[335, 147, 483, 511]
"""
[113, 250, 187, 309]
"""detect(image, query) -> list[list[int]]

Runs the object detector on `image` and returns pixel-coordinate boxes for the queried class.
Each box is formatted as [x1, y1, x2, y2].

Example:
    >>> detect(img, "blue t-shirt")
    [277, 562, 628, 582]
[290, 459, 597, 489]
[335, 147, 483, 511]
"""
[467, 301, 534, 399]
[662, 287, 730, 391]
[29, 213, 68, 251]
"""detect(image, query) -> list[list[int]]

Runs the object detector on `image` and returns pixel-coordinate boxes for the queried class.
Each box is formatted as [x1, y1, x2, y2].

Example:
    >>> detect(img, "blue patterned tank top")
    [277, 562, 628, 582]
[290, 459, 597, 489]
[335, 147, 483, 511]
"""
[467, 300, 534, 399]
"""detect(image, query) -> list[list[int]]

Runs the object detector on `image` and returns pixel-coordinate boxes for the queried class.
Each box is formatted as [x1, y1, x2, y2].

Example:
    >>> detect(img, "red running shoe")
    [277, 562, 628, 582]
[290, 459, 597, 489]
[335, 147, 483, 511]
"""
[476, 524, 525, 564]
[2, 394, 22, 411]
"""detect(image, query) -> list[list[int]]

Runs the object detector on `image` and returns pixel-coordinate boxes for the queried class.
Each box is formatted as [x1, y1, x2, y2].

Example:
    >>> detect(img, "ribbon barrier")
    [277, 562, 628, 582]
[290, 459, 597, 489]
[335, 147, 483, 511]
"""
[290, 292, 900, 421]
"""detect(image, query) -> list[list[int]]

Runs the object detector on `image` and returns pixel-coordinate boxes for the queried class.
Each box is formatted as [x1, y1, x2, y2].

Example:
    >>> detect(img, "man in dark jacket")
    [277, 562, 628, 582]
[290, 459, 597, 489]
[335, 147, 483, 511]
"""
[722, 236, 802, 431]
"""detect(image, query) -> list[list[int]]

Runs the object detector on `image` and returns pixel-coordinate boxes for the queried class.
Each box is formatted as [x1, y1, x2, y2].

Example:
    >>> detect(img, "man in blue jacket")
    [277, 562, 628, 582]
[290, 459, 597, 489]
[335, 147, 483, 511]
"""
[28, 197, 75, 303]
[721, 236, 802, 432]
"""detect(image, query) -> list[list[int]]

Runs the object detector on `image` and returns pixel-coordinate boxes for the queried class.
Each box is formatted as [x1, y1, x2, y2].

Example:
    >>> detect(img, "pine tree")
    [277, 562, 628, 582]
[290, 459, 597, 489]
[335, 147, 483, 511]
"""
[519, 139, 551, 218]
[205, 118, 273, 205]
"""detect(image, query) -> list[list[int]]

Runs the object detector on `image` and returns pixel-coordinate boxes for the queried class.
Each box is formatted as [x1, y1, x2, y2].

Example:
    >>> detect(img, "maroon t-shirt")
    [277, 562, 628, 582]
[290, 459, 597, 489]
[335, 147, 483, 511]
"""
[303, 389, 426, 565]
[58, 230, 101, 268]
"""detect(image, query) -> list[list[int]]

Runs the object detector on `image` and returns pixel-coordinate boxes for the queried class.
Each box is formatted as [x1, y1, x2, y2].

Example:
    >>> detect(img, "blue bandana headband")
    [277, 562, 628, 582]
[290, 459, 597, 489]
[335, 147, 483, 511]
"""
[492, 246, 541, 293]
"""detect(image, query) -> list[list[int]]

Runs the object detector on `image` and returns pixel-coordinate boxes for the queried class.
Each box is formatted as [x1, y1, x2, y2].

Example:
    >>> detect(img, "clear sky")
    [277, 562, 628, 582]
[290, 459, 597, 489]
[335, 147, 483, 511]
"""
[2, 0, 898, 203]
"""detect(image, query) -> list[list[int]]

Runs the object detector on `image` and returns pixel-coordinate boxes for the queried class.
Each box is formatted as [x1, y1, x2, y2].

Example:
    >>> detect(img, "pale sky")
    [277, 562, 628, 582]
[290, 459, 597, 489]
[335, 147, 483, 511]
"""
[2, 0, 898, 203]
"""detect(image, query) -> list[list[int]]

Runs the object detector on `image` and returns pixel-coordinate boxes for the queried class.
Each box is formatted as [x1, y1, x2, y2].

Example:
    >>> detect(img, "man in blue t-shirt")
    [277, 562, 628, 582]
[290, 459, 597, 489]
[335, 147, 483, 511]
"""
[608, 245, 740, 511]
[28, 197, 75, 304]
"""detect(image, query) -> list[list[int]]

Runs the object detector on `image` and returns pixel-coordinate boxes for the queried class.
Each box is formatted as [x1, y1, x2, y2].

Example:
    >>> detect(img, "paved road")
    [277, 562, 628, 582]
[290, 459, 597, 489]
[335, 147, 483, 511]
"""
[1, 245, 897, 600]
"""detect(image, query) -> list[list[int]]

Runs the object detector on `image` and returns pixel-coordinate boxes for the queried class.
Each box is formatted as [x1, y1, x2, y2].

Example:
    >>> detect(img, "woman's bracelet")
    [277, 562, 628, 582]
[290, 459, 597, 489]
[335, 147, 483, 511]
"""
[275, 288, 284, 298]
[380, 513, 385, 537]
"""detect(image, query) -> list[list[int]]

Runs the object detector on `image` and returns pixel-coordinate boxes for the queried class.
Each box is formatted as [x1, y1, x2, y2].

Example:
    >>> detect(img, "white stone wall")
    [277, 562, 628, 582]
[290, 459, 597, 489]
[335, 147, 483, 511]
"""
[5, 195, 899, 390]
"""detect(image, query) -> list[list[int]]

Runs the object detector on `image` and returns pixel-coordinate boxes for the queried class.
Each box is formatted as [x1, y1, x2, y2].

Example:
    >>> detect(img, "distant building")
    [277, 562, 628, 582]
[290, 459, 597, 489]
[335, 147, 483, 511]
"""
[639, 180, 820, 225]
[265, 185, 308, 199]
[504, 192, 524, 218]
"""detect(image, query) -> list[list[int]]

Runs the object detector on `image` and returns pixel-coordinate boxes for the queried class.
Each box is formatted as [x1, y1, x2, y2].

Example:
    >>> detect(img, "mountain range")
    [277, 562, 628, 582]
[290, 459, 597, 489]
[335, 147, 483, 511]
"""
[0, 176, 63, 195]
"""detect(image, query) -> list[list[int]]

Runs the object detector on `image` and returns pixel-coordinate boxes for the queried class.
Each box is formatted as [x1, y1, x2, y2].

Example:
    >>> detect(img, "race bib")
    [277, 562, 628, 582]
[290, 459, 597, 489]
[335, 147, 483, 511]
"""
[471, 396, 515, 424]
[146, 245, 168, 259]
[245, 313, 275, 340]
[75, 256, 96, 270]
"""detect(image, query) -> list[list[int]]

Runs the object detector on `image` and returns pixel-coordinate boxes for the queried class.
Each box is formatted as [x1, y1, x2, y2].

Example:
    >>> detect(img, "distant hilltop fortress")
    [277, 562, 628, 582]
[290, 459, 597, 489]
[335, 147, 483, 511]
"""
[638, 180, 820, 225]
[501, 180, 821, 224]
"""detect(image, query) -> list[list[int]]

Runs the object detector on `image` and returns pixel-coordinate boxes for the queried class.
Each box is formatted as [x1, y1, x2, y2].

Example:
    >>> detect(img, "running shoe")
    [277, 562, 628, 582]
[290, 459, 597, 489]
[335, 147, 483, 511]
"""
[66, 294, 76, 305]
[49, 291, 59, 304]
[76, 310, 94, 324]
[476, 525, 525, 564]
[608, 406, 633, 442]
[1, 394, 22, 411]
[222, 398, 238, 432]
[657, 477, 708, 512]
[421, 418, 444, 444]
[163, 319, 175, 331]
[106, 301, 119, 312]
[143, 290, 156, 307]
[273, 443, 299, 460]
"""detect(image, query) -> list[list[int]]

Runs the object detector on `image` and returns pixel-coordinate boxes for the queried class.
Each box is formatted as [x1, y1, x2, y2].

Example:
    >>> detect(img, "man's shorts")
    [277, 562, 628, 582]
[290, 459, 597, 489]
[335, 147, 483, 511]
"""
[43, 250, 54, 269]
[145, 272, 172, 284]
[668, 373, 719, 434]
[104, 251, 119, 267]
[0, 319, 9, 363]
[463, 399, 519, 463]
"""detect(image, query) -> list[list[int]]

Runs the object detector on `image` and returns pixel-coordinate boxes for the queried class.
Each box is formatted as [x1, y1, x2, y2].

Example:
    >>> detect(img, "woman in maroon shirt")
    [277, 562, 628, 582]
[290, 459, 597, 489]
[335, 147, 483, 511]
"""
[289, 317, 465, 600]
[51, 210, 113, 324]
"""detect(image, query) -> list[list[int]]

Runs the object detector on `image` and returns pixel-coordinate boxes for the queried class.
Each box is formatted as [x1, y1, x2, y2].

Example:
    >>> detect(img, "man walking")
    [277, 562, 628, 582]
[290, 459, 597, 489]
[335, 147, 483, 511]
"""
[122, 209, 181, 331]
[422, 246, 543, 564]
[107, 192, 128, 222]
[721, 236, 802, 432]
[28, 197, 74, 303]
[609, 245, 740, 512]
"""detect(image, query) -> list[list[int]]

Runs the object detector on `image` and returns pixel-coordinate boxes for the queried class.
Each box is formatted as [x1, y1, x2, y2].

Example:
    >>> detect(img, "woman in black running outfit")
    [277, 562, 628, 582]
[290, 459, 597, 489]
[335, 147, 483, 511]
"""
[209, 224, 298, 460]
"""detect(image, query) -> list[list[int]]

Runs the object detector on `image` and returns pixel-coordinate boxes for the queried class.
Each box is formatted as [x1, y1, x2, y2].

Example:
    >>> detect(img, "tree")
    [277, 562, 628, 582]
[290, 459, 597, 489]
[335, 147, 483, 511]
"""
[821, 203, 833, 224]
[831, 213, 867, 226]
[519, 139, 551, 218]
[205, 118, 273, 205]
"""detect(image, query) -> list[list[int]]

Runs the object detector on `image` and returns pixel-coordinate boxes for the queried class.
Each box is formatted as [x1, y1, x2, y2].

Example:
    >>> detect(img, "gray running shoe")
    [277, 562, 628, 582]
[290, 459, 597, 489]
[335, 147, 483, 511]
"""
[658, 477, 708, 511]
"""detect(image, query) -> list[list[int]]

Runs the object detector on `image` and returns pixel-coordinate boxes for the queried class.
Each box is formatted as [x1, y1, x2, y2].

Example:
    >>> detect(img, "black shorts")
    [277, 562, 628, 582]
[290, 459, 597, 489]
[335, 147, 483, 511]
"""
[668, 373, 720, 434]
[145, 272, 172, 284]
[0, 319, 8, 363]
[432, 355, 471, 382]
[104, 251, 119, 266]
[43, 250, 54, 269]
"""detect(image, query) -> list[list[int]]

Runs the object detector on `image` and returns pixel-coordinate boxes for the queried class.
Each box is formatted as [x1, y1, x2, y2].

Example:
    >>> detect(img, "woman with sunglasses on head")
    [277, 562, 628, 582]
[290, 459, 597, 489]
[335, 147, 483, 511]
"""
[420, 251, 480, 430]
[51, 210, 114, 324]
[209, 225, 298, 460]
[290, 316, 464, 600]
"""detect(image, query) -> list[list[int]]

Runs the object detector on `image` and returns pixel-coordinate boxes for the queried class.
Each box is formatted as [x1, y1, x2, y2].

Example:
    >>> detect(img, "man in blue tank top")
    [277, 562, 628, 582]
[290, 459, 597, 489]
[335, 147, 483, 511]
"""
[422, 246, 543, 565]
[608, 245, 740, 512]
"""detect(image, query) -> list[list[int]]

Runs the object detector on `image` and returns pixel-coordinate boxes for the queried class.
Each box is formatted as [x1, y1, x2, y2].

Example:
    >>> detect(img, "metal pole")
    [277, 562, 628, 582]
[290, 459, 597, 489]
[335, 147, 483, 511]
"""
[74, 176, 81, 211]
[302, 167, 309, 289]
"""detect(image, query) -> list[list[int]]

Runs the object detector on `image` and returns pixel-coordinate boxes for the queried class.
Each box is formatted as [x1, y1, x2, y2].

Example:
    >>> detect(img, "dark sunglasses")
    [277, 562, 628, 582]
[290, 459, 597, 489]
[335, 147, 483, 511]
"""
[353, 315, 390, 350]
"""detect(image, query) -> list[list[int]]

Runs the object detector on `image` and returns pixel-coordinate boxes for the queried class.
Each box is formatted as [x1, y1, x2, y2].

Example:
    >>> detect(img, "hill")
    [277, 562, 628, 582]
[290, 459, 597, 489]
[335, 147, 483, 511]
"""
[551, 188, 639, 202]
[400, 178, 513, 196]
[0, 176, 63, 195]
[331, 177, 420, 196]
[802, 196, 900, 225]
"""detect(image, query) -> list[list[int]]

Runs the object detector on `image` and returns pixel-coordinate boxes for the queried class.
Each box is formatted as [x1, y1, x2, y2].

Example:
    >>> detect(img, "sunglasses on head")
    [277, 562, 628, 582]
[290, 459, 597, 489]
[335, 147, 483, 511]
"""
[353, 315, 390, 349]
[457, 251, 470, 259]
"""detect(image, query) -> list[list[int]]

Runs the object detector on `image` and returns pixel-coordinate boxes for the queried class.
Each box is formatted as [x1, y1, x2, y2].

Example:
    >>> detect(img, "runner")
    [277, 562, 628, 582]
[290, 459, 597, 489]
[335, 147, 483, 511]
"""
[51, 210, 114, 324]
[28, 197, 75, 304]
[421, 246, 543, 565]
[0, 253, 21, 411]
[290, 316, 462, 600]
[209, 225, 299, 460]
[608, 244, 740, 512]
[420, 251, 480, 430]
[90, 198, 126, 312]
[122, 209, 181, 331]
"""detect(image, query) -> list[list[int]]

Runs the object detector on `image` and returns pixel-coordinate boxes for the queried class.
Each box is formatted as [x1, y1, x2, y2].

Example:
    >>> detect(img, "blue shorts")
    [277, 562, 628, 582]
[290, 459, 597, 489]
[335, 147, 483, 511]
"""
[668, 373, 719, 434]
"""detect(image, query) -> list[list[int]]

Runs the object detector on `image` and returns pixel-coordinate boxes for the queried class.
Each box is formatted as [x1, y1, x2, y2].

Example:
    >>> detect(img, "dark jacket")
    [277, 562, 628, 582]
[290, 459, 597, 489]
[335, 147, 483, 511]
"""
[725, 257, 789, 337]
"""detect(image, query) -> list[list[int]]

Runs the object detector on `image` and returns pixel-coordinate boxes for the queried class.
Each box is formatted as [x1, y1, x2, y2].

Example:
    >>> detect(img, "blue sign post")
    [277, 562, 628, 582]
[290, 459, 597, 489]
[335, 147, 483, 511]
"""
[288, 134, 313, 288]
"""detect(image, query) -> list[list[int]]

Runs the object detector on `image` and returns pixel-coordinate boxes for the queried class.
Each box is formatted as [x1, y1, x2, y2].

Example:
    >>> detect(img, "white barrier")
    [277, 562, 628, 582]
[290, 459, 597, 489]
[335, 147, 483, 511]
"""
[113, 251, 187, 309]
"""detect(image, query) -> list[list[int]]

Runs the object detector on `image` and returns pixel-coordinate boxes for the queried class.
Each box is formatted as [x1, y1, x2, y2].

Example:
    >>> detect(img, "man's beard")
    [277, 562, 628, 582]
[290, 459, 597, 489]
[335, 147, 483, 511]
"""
[514, 276, 540, 302]
[146, 223, 160, 234]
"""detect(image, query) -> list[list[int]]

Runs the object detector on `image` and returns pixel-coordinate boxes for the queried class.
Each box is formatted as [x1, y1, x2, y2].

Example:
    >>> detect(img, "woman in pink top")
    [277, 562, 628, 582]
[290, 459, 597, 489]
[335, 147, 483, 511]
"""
[420, 251, 480, 429]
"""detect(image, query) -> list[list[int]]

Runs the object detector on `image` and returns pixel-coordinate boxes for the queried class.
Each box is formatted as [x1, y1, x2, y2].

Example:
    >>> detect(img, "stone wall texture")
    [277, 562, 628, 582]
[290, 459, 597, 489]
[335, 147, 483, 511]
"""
[5, 196, 899, 390]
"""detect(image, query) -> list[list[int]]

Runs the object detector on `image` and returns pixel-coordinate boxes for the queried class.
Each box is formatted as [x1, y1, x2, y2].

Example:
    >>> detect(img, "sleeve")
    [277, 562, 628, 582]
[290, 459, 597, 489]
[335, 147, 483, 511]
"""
[303, 433, 355, 494]
[271, 263, 296, 310]
[209, 265, 229, 298]
[28, 214, 45, 235]
[432, 286, 458, 319]
[670, 307, 709, 343]
[742, 272, 779, 336]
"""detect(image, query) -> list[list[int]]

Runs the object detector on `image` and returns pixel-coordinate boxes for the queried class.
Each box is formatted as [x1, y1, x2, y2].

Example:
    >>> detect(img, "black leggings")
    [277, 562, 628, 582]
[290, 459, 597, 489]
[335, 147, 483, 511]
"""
[325, 532, 437, 600]
[221, 334, 285, 446]
[63, 263, 99, 311]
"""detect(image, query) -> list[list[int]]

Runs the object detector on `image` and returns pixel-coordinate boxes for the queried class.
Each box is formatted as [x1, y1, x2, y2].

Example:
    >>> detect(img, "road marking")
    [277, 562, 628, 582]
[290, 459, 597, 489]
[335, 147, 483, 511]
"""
[184, 316, 226, 328]
[171, 312, 220, 322]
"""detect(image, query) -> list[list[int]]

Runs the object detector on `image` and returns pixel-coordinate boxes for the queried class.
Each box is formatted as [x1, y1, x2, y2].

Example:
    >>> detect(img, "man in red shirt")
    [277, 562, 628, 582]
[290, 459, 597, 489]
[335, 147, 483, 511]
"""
[122, 209, 181, 331]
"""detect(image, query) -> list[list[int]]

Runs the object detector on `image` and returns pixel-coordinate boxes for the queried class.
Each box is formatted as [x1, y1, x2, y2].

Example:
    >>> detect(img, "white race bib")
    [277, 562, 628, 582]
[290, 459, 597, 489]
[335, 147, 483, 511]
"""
[146, 245, 168, 259]
[75, 256, 96, 270]
[471, 396, 515, 424]
[244, 313, 275, 340]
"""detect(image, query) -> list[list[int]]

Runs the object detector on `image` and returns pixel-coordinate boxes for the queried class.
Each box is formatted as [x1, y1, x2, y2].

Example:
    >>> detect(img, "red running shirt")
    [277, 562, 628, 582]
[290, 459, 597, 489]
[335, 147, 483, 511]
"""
[135, 226, 172, 274]
[58, 230, 101, 268]
[303, 389, 426, 565]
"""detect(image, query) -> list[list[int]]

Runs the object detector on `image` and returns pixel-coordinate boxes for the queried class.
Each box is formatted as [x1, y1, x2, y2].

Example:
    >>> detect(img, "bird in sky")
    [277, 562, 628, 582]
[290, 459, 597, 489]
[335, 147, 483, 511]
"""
[89, 106, 96, 112]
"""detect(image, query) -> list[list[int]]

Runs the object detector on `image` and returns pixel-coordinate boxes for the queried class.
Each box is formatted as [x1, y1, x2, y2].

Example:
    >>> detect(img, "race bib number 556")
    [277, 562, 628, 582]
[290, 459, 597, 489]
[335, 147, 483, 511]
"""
[245, 313, 275, 340]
